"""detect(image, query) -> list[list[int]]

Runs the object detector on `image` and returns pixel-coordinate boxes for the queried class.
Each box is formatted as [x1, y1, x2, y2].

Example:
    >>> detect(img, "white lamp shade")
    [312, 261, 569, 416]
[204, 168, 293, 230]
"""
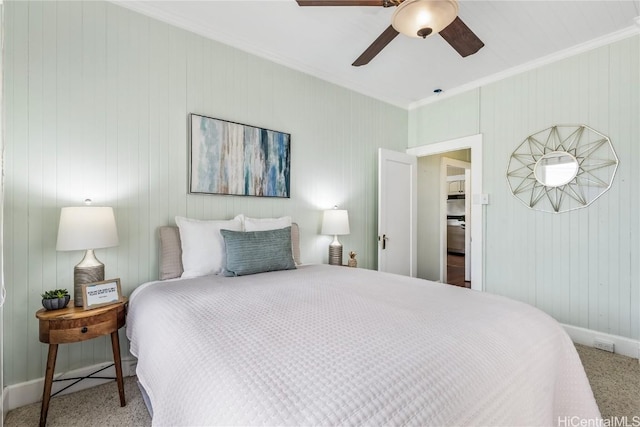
[321, 209, 350, 236]
[56, 207, 119, 251]
[392, 0, 458, 38]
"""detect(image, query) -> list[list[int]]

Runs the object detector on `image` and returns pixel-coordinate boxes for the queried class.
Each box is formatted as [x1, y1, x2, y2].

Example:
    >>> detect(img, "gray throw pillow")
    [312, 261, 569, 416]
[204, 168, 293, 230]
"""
[158, 226, 183, 280]
[220, 227, 296, 276]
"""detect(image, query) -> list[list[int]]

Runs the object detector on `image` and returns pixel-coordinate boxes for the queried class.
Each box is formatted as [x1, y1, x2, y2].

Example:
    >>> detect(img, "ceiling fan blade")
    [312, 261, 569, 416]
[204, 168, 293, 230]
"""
[439, 17, 484, 58]
[352, 25, 399, 66]
[296, 0, 385, 6]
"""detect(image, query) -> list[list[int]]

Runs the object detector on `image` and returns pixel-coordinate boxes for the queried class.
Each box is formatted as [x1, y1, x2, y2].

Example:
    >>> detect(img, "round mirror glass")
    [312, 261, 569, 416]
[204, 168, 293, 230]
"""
[533, 151, 579, 187]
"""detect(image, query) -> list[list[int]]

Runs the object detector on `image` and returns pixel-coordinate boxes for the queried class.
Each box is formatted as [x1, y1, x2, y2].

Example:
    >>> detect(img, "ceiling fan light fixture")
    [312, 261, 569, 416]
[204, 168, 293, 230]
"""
[392, 0, 458, 39]
[417, 27, 433, 38]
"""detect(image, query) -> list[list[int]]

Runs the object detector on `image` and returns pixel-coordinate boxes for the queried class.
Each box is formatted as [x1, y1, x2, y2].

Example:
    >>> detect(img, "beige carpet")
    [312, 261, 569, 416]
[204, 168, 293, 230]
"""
[5, 345, 639, 426]
[5, 376, 151, 427]
[575, 344, 640, 419]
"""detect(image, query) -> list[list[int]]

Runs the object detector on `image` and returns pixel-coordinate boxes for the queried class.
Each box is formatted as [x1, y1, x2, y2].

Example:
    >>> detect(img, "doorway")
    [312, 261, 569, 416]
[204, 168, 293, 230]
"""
[407, 134, 483, 291]
[442, 158, 471, 288]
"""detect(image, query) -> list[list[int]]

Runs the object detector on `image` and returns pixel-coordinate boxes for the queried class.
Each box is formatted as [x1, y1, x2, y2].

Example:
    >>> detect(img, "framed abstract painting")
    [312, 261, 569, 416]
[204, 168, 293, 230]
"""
[189, 114, 291, 198]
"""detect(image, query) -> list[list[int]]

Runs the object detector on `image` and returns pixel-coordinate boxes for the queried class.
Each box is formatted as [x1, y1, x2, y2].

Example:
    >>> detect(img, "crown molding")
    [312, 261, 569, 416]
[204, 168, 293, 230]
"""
[408, 23, 640, 110]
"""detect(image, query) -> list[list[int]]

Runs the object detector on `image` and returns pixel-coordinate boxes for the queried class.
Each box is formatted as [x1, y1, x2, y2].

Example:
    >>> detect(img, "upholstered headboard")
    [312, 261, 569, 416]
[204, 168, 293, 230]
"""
[158, 223, 301, 280]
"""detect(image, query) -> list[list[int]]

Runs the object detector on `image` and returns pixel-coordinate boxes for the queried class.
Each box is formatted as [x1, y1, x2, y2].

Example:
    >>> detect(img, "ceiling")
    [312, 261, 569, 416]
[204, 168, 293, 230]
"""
[115, 0, 640, 109]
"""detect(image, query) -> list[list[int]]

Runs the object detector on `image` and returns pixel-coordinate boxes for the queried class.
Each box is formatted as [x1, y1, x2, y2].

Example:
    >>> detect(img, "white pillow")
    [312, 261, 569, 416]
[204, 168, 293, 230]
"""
[242, 215, 292, 231]
[175, 216, 242, 278]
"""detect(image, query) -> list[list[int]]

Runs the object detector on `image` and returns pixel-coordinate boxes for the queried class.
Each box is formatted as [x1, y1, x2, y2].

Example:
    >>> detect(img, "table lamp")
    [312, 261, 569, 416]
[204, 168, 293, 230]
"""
[56, 202, 119, 306]
[321, 207, 350, 266]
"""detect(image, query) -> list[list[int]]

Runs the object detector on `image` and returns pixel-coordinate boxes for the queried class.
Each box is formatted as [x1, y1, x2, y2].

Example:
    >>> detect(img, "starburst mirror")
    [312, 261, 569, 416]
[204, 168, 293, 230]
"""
[507, 125, 618, 213]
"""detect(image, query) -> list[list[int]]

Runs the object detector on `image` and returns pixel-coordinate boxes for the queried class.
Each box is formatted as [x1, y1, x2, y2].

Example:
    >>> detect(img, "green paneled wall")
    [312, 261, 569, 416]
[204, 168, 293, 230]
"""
[409, 35, 640, 341]
[3, 1, 407, 385]
[408, 89, 480, 147]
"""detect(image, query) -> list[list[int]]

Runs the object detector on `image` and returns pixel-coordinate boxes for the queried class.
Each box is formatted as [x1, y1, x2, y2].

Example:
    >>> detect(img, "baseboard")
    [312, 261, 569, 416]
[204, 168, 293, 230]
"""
[562, 323, 640, 360]
[3, 386, 8, 424]
[5, 357, 137, 412]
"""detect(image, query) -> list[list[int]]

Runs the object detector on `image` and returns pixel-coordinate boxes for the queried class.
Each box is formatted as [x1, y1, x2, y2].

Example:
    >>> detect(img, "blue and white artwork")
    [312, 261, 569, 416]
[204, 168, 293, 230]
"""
[190, 114, 291, 198]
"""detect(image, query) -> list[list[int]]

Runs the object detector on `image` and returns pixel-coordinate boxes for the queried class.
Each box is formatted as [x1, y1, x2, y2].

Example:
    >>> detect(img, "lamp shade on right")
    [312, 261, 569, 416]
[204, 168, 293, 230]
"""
[321, 209, 350, 236]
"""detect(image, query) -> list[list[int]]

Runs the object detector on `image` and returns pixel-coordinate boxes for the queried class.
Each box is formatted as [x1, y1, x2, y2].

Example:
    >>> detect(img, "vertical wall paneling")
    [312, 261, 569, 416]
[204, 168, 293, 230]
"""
[3, 1, 407, 386]
[26, 0, 45, 381]
[409, 35, 640, 342]
[0, 1, 4, 419]
[408, 89, 480, 147]
[2, 3, 11, 394]
[147, 17, 170, 267]
[6, 0, 29, 384]
[631, 36, 640, 341]
[40, 0, 58, 369]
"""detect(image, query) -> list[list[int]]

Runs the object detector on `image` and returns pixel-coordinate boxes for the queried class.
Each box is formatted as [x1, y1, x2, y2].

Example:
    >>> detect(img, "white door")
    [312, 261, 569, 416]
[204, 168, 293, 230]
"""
[378, 148, 417, 277]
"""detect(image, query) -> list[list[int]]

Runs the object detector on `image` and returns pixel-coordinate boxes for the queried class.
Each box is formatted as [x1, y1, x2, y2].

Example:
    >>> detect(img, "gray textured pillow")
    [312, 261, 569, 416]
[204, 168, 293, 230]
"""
[220, 227, 296, 276]
[290, 222, 301, 265]
[158, 226, 183, 280]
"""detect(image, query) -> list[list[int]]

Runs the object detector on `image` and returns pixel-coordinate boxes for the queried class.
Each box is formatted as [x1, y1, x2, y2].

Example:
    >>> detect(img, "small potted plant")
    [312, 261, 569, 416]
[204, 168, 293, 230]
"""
[41, 289, 70, 310]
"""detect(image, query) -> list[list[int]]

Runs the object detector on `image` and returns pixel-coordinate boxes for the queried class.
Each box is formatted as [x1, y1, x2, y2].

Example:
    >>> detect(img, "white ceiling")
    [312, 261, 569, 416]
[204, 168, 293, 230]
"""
[115, 0, 640, 109]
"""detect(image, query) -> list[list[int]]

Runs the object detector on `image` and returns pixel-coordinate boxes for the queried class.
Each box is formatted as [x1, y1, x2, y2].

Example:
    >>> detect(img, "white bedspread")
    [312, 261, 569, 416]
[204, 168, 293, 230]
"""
[126, 265, 599, 426]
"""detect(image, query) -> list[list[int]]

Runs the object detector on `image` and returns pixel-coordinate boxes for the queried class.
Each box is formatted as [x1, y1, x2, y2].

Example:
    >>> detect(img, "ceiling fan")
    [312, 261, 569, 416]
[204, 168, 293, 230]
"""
[296, 0, 484, 66]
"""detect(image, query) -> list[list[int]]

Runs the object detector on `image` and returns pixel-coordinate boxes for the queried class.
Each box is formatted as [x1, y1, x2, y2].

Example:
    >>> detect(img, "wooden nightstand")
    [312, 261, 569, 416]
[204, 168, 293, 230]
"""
[35, 297, 128, 427]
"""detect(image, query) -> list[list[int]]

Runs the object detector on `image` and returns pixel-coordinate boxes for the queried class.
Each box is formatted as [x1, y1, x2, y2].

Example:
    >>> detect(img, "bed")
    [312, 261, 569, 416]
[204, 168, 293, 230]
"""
[126, 217, 600, 426]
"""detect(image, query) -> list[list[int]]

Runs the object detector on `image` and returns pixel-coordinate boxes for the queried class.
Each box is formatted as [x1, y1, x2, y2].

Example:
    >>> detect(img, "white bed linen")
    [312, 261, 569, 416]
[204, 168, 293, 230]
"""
[126, 265, 600, 426]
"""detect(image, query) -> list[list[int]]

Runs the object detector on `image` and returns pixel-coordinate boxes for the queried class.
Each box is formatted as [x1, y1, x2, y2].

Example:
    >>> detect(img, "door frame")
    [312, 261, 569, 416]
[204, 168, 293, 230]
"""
[407, 134, 483, 291]
[464, 168, 472, 282]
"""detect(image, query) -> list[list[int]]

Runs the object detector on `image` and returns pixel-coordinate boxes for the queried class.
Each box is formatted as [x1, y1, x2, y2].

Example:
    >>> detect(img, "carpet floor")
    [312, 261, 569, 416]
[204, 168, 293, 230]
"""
[5, 344, 639, 426]
[575, 344, 640, 419]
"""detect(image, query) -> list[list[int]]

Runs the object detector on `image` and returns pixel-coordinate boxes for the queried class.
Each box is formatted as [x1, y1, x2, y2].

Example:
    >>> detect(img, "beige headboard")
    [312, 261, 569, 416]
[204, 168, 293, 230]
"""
[158, 223, 301, 280]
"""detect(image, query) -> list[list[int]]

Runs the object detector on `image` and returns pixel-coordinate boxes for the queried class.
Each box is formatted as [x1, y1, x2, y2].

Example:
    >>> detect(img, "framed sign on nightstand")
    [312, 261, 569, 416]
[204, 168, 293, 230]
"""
[81, 278, 122, 310]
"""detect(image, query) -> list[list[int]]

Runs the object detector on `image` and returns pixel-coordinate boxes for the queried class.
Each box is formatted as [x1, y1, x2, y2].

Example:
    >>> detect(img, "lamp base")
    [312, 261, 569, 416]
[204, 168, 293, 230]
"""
[328, 237, 343, 266]
[74, 250, 105, 307]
